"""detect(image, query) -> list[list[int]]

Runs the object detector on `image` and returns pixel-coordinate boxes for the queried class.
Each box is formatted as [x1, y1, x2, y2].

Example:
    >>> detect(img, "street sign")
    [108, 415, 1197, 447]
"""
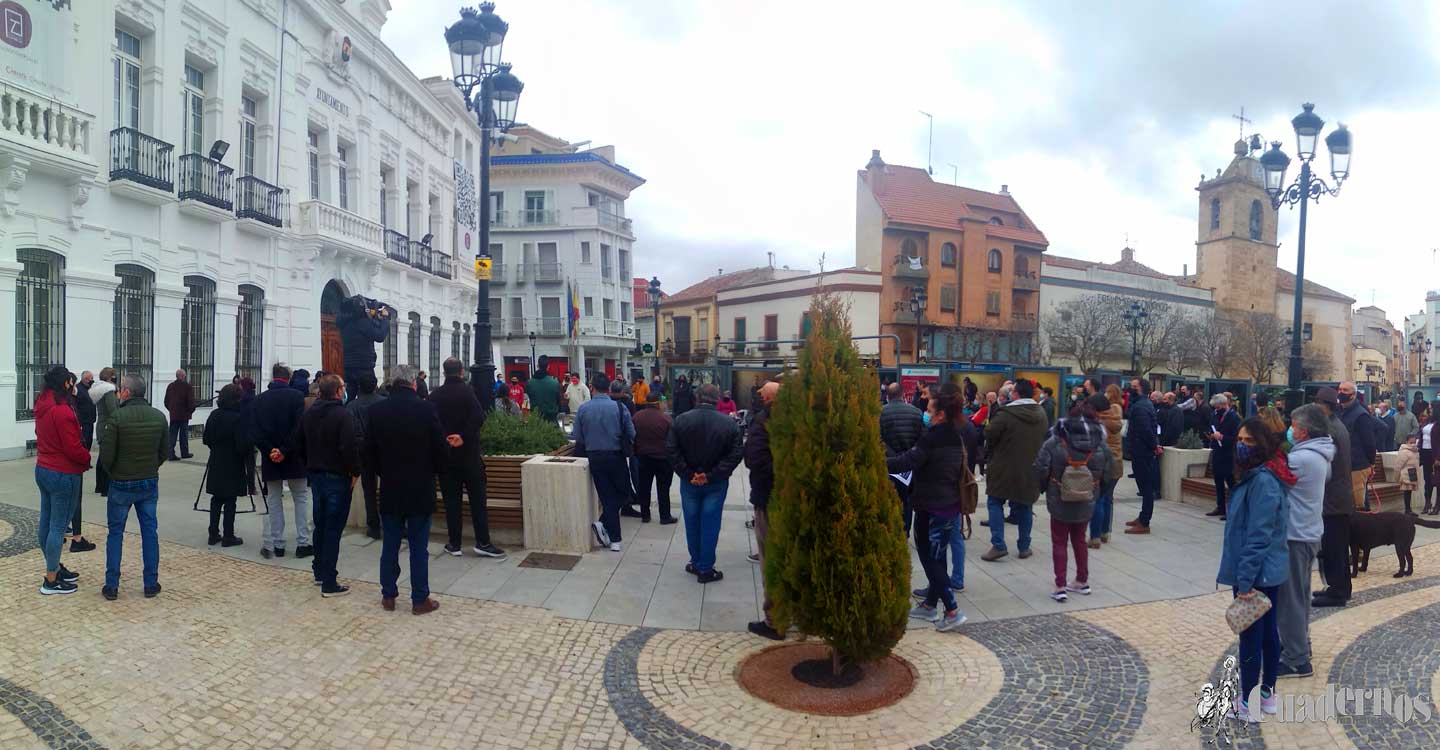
[642, 344, 654, 354]
[475, 257, 492, 280]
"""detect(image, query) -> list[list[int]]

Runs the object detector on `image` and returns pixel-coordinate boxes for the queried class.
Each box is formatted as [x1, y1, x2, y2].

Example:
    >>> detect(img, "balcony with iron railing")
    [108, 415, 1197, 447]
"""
[522, 208, 558, 226]
[434, 253, 453, 280]
[506, 316, 526, 334]
[892, 253, 929, 279]
[569, 205, 635, 235]
[298, 200, 383, 255]
[1010, 311, 1039, 331]
[1013, 268, 1040, 291]
[489, 263, 507, 284]
[177, 154, 233, 211]
[384, 230, 410, 263]
[109, 127, 174, 192]
[236, 176, 287, 227]
[1, 81, 95, 172]
[410, 241, 432, 274]
[538, 316, 564, 336]
[604, 319, 622, 335]
[524, 262, 563, 283]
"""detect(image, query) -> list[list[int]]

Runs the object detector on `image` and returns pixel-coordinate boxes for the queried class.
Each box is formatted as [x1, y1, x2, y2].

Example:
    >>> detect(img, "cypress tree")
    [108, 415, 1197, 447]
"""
[766, 292, 909, 672]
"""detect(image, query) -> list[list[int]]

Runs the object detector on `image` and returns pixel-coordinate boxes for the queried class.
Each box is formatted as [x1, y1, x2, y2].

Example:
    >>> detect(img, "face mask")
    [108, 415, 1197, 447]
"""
[1235, 443, 1253, 464]
[1338, 392, 1353, 403]
[1286, 427, 1295, 444]
[922, 411, 933, 426]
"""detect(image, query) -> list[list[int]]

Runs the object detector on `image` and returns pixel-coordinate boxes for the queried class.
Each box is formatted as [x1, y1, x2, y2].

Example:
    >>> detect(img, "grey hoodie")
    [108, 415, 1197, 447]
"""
[1286, 436, 1333, 543]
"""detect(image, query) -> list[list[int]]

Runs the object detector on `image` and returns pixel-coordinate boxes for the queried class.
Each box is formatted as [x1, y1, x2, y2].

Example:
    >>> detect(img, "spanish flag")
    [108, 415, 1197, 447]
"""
[567, 281, 581, 340]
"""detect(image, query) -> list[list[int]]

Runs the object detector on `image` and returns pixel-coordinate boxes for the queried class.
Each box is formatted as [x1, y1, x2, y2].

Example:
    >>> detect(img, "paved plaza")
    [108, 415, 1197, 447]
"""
[3, 448, 1439, 749]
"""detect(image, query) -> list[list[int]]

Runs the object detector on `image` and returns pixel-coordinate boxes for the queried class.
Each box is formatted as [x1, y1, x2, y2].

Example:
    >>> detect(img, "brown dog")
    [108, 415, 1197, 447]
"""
[1348, 512, 1440, 578]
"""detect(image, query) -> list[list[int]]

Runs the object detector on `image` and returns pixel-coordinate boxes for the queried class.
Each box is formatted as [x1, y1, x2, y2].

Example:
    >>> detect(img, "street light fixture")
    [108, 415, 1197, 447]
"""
[647, 276, 662, 377]
[447, 3, 525, 411]
[1122, 301, 1148, 375]
[1257, 103, 1353, 405]
[908, 286, 928, 364]
[528, 330, 537, 374]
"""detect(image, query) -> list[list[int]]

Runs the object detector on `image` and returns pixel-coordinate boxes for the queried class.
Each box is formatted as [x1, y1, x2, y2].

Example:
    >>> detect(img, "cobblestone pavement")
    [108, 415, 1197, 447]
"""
[3, 498, 1438, 749]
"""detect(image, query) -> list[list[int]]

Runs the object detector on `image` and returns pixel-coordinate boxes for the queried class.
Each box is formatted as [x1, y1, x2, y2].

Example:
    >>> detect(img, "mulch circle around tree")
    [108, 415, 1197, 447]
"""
[736, 642, 917, 716]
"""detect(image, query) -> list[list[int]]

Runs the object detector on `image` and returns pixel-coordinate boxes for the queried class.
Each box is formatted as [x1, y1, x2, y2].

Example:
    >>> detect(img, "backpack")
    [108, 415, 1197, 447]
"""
[1056, 443, 1097, 503]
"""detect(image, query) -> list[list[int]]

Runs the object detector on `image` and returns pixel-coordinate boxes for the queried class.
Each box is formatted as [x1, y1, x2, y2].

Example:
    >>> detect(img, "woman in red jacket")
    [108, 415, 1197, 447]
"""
[34, 366, 92, 595]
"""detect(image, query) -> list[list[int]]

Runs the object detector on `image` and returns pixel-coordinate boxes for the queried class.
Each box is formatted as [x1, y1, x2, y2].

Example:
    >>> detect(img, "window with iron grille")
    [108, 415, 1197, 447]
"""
[113, 264, 155, 389]
[462, 324, 472, 364]
[408, 312, 422, 366]
[15, 249, 65, 421]
[182, 276, 217, 406]
[236, 284, 265, 380]
[383, 313, 398, 379]
[429, 316, 442, 374]
[452, 321, 461, 359]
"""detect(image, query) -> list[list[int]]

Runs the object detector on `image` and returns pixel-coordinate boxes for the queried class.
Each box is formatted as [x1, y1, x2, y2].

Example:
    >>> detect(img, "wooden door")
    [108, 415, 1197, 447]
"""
[321, 314, 344, 376]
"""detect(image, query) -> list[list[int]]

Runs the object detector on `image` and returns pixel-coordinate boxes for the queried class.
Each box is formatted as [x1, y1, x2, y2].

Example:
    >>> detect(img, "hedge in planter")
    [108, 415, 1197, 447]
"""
[481, 411, 568, 456]
[766, 292, 909, 672]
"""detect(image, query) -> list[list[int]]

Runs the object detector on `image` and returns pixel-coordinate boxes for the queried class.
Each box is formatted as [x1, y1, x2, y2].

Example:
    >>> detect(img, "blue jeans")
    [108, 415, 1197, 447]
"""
[1132, 452, 1159, 525]
[105, 477, 160, 590]
[986, 495, 1032, 552]
[1089, 478, 1117, 540]
[914, 510, 958, 612]
[380, 512, 432, 605]
[948, 518, 966, 589]
[679, 479, 728, 573]
[308, 471, 353, 588]
[168, 421, 190, 457]
[1236, 585, 1281, 703]
[35, 466, 81, 573]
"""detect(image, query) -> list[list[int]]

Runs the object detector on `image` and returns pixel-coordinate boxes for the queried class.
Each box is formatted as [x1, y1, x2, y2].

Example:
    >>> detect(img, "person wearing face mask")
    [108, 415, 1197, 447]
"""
[1205, 394, 1242, 520]
[1335, 382, 1377, 511]
[1393, 399, 1419, 452]
[880, 382, 925, 533]
[1123, 378, 1162, 534]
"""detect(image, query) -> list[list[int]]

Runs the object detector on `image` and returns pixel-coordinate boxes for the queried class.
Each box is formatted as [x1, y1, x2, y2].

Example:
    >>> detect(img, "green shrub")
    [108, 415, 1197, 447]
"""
[767, 292, 909, 671]
[1177, 429, 1207, 450]
[481, 411, 568, 456]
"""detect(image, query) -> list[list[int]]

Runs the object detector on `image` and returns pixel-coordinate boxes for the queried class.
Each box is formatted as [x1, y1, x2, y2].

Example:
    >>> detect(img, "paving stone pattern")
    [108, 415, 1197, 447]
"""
[0, 676, 107, 750]
[1330, 600, 1440, 749]
[0, 501, 38, 559]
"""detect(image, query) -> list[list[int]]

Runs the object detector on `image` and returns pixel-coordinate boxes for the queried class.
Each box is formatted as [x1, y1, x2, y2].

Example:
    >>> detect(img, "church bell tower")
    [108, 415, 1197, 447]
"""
[1194, 139, 1280, 315]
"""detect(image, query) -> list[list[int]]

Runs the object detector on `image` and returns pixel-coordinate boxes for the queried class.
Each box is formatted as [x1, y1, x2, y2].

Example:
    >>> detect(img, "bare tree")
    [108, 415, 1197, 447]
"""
[1043, 294, 1124, 374]
[1195, 310, 1235, 378]
[1298, 344, 1334, 383]
[1231, 311, 1290, 383]
[1164, 310, 1207, 378]
[1121, 297, 1182, 377]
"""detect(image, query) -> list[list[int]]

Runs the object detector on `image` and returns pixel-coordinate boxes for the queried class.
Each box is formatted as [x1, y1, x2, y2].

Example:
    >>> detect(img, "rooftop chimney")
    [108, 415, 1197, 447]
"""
[1183, 263, 1188, 279]
[866, 149, 888, 196]
[999, 184, 1009, 195]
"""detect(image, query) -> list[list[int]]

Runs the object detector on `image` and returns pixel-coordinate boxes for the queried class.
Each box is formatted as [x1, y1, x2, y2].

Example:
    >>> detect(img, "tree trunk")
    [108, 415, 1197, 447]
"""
[831, 646, 844, 677]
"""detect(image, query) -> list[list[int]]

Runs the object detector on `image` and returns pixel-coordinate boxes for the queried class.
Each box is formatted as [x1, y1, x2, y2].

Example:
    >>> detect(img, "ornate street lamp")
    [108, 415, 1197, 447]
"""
[1122, 301, 1148, 375]
[1258, 103, 1353, 404]
[647, 276, 662, 377]
[909, 286, 928, 364]
[447, 3, 525, 410]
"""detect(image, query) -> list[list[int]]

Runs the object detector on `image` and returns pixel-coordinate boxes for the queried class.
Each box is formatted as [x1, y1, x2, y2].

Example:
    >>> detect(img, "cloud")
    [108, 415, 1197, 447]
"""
[382, 0, 1440, 327]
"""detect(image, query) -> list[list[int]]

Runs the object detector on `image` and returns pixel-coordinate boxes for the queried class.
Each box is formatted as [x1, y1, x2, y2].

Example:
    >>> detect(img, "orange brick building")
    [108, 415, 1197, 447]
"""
[855, 151, 1049, 367]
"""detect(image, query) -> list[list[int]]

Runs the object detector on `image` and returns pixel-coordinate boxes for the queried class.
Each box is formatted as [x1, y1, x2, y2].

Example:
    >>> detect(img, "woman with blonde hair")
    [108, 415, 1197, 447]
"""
[1087, 384, 1126, 547]
[1259, 407, 1289, 453]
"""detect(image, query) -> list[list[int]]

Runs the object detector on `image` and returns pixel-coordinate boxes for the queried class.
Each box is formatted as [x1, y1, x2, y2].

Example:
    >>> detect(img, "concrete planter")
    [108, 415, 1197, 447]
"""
[1162, 446, 1211, 504]
[521, 455, 601, 555]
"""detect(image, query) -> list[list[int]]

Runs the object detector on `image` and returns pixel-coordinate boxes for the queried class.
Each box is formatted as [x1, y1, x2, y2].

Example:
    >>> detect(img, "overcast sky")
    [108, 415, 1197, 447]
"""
[384, 0, 1440, 325]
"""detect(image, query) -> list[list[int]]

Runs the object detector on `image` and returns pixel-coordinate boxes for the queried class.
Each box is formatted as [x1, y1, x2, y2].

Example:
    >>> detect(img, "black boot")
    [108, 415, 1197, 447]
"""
[1404, 491, 1414, 515]
[208, 497, 223, 545]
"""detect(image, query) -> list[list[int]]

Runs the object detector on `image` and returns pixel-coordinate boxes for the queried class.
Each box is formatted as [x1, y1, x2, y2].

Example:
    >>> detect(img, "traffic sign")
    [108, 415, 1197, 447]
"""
[642, 344, 654, 354]
[475, 257, 492, 280]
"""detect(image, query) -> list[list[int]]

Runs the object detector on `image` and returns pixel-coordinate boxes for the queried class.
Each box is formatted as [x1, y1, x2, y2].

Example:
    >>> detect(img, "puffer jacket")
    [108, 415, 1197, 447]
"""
[984, 400, 1050, 504]
[886, 420, 967, 514]
[1395, 441, 1420, 492]
[1099, 404, 1124, 483]
[99, 397, 169, 481]
[34, 393, 93, 475]
[1216, 465, 1291, 593]
[880, 400, 924, 456]
[1034, 416, 1108, 523]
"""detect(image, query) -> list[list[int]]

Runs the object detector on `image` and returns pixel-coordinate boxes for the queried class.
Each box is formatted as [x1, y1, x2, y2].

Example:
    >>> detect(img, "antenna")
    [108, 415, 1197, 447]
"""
[948, 163, 958, 185]
[919, 111, 933, 175]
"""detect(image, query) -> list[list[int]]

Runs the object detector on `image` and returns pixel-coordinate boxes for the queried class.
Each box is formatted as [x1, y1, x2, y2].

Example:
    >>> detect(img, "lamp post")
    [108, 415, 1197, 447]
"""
[528, 330, 537, 375]
[1122, 301, 1147, 375]
[1258, 103, 1352, 407]
[908, 286, 928, 364]
[1412, 336, 1432, 395]
[447, 4, 525, 411]
[647, 276, 662, 377]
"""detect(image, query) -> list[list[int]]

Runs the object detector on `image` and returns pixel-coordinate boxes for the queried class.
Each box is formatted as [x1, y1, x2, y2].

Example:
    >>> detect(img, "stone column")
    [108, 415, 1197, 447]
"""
[153, 281, 187, 418]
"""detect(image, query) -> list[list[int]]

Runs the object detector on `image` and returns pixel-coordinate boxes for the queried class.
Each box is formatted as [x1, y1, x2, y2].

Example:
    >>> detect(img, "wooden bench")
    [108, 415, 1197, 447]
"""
[432, 443, 575, 534]
[1179, 452, 1402, 507]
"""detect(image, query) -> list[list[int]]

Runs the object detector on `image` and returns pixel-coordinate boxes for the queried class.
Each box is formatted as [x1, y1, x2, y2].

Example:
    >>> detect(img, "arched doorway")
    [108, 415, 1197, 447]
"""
[321, 280, 347, 376]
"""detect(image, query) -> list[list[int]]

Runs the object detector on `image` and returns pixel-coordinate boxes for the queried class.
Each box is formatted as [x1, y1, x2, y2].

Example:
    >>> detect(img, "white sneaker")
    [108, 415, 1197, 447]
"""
[609, 542, 622, 552]
[592, 521, 610, 546]
[1065, 583, 1092, 595]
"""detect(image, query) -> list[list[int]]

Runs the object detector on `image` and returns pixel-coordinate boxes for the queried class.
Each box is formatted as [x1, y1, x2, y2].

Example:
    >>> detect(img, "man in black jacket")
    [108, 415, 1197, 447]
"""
[346, 373, 385, 539]
[366, 364, 448, 615]
[745, 382, 782, 640]
[1125, 377, 1162, 533]
[430, 358, 506, 560]
[1312, 388, 1354, 607]
[880, 382, 924, 533]
[1157, 392, 1184, 447]
[668, 383, 744, 584]
[1206, 393, 1242, 519]
[336, 295, 390, 404]
[69, 371, 99, 552]
[252, 363, 312, 560]
[295, 375, 361, 598]
[1337, 382, 1377, 511]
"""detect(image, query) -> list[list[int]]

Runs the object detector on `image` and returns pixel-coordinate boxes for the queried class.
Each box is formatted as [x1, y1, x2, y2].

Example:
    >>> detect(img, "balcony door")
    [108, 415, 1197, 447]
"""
[674, 316, 691, 355]
[320, 280, 345, 376]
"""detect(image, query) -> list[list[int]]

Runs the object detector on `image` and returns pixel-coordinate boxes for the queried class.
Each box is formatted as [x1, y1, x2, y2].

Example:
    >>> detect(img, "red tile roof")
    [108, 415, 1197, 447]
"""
[862, 164, 1048, 245]
[1043, 253, 1179, 282]
[1276, 269, 1355, 303]
[664, 267, 786, 305]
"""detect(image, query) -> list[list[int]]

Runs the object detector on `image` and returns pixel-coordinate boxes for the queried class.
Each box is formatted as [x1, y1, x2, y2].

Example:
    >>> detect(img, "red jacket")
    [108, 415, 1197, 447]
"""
[34, 393, 92, 475]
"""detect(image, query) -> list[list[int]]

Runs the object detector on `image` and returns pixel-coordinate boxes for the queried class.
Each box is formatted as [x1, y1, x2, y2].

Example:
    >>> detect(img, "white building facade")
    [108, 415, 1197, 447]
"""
[485, 127, 645, 383]
[0, 0, 487, 457]
[715, 269, 882, 360]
